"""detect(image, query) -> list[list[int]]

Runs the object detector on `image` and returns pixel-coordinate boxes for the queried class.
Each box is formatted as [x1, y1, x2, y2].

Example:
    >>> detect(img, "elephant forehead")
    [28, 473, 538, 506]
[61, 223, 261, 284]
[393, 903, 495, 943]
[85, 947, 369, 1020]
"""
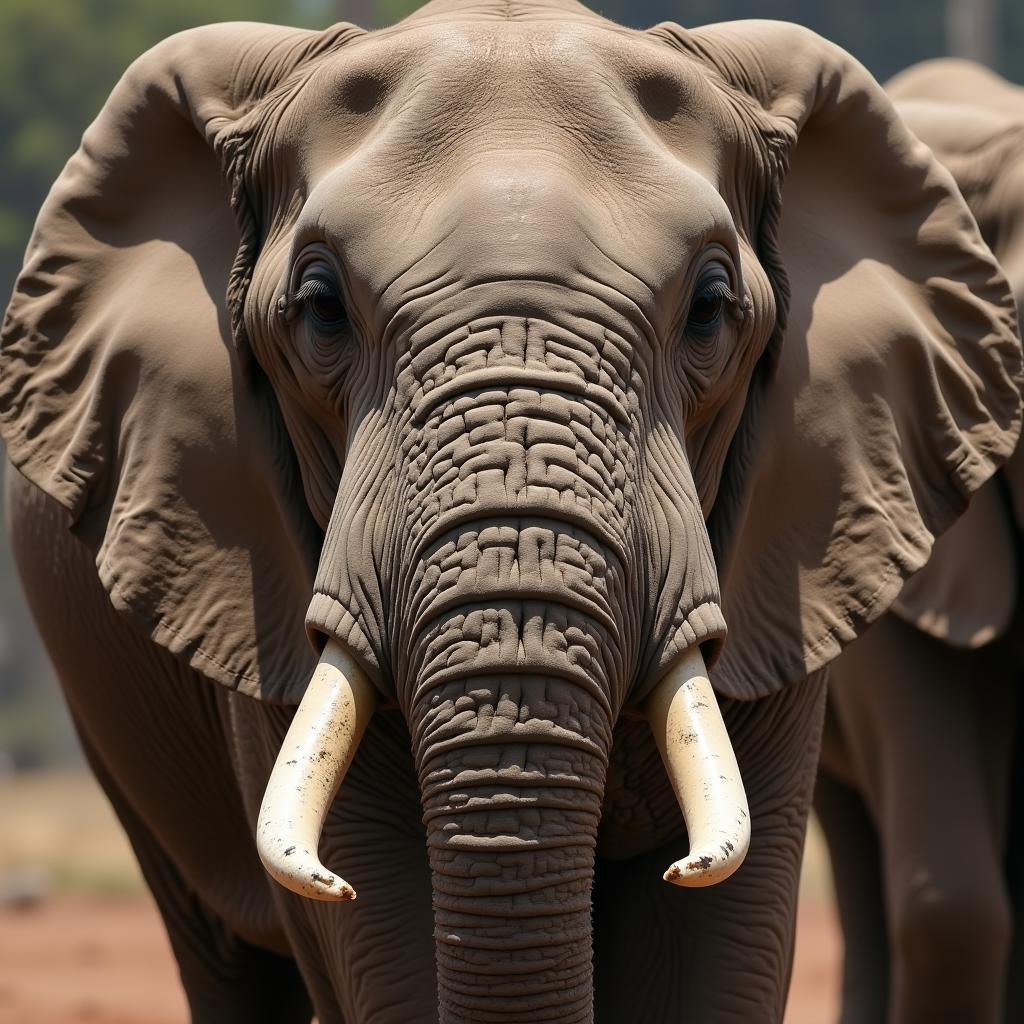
[284, 20, 732, 207]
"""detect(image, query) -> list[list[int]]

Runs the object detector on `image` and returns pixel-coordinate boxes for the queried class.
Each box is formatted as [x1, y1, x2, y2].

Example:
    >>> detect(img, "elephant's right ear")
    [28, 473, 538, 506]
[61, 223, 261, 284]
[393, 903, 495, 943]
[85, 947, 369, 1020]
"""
[0, 23, 360, 702]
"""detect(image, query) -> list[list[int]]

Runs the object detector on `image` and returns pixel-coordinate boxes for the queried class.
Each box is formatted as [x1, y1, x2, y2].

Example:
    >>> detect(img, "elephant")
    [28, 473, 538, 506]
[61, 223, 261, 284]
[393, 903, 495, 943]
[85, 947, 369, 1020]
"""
[2, 3, 1021, 1022]
[815, 59, 1024, 1024]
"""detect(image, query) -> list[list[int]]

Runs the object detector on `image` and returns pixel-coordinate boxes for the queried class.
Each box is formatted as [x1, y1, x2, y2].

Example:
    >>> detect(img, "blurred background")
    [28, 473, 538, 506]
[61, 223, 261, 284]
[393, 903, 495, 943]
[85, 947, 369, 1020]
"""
[0, 1, 1012, 1021]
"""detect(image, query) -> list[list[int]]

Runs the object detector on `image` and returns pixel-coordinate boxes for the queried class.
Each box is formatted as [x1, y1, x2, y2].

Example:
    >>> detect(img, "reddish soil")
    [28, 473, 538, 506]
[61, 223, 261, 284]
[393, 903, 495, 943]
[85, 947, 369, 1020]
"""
[0, 894, 840, 1023]
[0, 896, 185, 1024]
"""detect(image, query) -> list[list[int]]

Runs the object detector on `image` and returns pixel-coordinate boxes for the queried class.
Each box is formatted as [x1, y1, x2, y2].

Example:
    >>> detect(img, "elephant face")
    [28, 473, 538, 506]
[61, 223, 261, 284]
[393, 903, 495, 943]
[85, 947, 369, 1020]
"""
[242, 21, 779, 718]
[2, 2, 1021, 1020]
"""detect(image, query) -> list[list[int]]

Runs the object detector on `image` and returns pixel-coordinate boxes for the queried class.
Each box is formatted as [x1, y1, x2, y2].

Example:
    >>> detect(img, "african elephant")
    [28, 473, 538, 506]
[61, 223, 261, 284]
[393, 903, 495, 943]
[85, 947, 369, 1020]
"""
[815, 59, 1024, 1024]
[2, 3, 1020, 1022]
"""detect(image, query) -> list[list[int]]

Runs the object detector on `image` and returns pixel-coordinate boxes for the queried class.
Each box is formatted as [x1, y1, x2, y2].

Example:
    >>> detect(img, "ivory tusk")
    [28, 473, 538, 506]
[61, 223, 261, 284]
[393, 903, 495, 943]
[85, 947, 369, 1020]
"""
[645, 645, 750, 887]
[256, 638, 377, 901]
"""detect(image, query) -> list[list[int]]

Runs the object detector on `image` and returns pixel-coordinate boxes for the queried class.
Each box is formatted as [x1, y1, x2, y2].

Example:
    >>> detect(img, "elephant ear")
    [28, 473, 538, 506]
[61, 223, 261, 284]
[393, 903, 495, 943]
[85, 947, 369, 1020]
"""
[651, 21, 1023, 699]
[887, 57, 1024, 120]
[0, 23, 359, 701]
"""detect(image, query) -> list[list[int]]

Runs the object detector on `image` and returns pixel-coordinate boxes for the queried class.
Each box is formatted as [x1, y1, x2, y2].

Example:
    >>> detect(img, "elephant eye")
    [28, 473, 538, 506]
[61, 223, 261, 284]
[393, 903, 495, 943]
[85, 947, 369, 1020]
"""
[296, 274, 348, 333]
[687, 275, 734, 333]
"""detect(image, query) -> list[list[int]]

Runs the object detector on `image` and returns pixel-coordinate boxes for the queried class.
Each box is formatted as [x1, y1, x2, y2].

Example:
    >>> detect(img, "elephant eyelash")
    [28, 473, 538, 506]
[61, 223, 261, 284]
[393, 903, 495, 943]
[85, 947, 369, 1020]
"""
[295, 277, 337, 303]
[698, 279, 734, 300]
[695, 280, 746, 316]
[277, 277, 346, 326]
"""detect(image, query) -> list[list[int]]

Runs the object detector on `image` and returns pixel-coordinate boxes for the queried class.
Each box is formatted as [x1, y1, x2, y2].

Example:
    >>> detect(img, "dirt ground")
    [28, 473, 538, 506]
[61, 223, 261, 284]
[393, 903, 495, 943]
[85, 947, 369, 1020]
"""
[0, 895, 840, 1023]
[0, 773, 841, 1023]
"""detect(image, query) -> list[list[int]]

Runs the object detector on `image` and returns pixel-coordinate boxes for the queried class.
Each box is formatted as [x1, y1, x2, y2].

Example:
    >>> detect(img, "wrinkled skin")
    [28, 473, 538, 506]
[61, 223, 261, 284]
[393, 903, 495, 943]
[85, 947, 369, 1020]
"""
[817, 59, 1024, 1024]
[2, 4, 1022, 1023]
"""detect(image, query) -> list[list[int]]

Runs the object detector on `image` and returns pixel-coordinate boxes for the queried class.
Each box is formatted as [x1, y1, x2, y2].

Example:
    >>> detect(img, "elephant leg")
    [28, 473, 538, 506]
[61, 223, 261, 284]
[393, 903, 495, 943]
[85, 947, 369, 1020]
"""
[829, 614, 1017, 1024]
[228, 697, 437, 1024]
[593, 672, 826, 1023]
[77, 724, 312, 1024]
[813, 769, 889, 1023]
[6, 469, 306, 1022]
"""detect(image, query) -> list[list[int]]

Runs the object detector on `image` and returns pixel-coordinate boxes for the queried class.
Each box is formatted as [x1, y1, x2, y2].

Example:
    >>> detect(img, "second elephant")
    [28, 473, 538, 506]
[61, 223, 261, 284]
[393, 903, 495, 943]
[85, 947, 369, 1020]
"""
[817, 58, 1024, 1024]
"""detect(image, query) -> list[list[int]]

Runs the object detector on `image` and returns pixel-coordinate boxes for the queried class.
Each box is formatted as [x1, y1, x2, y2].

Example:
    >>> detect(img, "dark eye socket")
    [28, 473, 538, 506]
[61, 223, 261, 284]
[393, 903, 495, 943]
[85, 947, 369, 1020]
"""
[296, 274, 347, 331]
[687, 273, 734, 332]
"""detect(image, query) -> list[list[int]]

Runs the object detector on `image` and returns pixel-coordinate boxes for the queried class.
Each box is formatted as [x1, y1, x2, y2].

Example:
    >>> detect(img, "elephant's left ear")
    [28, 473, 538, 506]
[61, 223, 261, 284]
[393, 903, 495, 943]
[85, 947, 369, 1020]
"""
[651, 20, 1024, 699]
[0, 22, 361, 701]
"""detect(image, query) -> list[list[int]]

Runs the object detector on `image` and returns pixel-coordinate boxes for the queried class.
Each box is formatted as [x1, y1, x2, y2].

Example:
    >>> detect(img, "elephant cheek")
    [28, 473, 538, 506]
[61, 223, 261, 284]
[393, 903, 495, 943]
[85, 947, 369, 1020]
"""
[634, 434, 728, 702]
[304, 430, 400, 692]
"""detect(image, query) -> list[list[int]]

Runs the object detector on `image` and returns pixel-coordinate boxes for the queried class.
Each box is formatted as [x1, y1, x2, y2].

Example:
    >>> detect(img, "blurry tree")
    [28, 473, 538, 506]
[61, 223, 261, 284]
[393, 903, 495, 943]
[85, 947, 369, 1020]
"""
[947, 0, 999, 67]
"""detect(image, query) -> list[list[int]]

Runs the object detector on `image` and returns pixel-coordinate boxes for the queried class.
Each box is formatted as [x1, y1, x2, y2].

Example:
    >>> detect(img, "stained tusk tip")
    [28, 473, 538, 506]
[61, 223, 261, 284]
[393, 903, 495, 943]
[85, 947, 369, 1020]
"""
[661, 847, 745, 888]
[316, 880, 357, 901]
[315, 873, 356, 901]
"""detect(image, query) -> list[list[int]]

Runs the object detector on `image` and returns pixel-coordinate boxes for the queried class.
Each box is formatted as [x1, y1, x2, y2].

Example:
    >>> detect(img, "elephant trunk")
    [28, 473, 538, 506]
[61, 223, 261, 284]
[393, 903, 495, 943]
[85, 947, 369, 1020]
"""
[412, 670, 609, 1024]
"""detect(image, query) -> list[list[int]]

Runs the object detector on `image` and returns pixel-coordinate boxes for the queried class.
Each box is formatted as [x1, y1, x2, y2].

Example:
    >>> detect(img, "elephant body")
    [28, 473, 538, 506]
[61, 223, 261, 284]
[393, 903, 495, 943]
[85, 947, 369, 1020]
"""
[816, 59, 1024, 1024]
[6, 460, 826, 1020]
[3, 4, 1022, 1022]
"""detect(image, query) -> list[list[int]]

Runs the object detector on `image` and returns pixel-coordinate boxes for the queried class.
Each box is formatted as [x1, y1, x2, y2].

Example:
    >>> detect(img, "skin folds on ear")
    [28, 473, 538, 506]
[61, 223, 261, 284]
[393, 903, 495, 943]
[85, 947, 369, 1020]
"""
[649, 21, 1024, 699]
[888, 68, 1024, 310]
[0, 23, 361, 700]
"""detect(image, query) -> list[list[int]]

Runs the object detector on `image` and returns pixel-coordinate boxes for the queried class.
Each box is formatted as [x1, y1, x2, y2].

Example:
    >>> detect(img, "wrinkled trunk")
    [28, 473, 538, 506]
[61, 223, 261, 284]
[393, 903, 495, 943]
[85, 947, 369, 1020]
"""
[416, 672, 609, 1023]
[392, 322, 633, 1021]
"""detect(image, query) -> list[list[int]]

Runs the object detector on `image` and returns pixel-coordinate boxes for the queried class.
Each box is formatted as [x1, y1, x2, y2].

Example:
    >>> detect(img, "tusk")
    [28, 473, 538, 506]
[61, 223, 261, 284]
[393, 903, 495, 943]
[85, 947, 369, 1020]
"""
[256, 638, 377, 901]
[645, 645, 750, 888]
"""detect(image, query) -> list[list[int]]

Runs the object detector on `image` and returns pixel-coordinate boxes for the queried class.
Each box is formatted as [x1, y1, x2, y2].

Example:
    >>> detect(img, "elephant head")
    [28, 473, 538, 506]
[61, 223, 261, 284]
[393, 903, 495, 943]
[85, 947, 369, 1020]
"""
[2, 3, 1021, 1019]
[884, 61, 1024, 649]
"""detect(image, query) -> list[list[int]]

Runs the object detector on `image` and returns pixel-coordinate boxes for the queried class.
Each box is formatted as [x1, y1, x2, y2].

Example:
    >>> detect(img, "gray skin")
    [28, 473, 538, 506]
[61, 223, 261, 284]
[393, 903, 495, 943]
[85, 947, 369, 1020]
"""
[816, 59, 1024, 1024]
[2, 5, 1022, 1023]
